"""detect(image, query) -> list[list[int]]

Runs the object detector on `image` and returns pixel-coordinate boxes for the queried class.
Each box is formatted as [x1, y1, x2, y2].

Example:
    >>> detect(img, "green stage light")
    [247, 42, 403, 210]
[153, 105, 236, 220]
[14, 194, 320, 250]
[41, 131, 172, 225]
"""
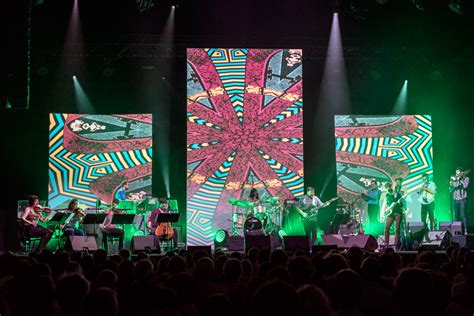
[214, 230, 228, 248]
[278, 230, 287, 238]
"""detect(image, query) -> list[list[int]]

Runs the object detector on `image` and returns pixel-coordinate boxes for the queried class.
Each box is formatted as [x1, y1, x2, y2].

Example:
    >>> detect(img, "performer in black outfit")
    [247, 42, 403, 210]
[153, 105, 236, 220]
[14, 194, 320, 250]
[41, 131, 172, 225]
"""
[384, 179, 406, 248]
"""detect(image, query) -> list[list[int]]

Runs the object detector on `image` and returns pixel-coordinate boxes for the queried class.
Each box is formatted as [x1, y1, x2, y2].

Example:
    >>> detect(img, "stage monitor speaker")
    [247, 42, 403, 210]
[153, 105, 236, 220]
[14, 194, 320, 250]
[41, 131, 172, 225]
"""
[130, 236, 160, 253]
[346, 234, 378, 252]
[228, 236, 245, 251]
[421, 231, 451, 250]
[439, 221, 463, 236]
[245, 235, 271, 252]
[407, 221, 425, 234]
[187, 245, 212, 255]
[452, 235, 474, 249]
[283, 236, 310, 253]
[321, 234, 347, 248]
[68, 236, 98, 252]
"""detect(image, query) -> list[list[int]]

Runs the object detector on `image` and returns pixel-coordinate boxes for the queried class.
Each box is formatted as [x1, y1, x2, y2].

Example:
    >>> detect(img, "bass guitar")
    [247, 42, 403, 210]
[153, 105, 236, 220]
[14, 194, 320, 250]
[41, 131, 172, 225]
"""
[295, 197, 339, 222]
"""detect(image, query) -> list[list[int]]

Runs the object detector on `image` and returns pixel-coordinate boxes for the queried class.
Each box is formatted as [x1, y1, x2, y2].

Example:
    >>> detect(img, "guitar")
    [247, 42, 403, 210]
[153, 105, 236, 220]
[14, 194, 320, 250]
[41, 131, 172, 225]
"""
[295, 197, 339, 222]
[384, 193, 408, 216]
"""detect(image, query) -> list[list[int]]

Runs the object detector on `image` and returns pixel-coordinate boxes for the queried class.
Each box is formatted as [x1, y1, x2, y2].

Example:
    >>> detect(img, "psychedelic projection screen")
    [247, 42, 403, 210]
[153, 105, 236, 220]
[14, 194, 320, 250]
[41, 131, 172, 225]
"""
[48, 114, 153, 209]
[187, 48, 304, 246]
[335, 115, 433, 223]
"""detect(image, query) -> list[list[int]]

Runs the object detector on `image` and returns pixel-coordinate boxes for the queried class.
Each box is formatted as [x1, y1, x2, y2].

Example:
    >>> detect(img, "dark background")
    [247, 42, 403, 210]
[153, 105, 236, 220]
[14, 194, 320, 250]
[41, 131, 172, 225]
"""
[1, 0, 473, 250]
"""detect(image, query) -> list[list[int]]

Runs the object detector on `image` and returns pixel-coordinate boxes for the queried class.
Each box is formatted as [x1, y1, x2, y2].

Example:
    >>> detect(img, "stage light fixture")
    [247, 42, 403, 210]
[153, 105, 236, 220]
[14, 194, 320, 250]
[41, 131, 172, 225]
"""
[133, 230, 145, 237]
[449, 0, 464, 15]
[214, 230, 229, 248]
[278, 230, 287, 239]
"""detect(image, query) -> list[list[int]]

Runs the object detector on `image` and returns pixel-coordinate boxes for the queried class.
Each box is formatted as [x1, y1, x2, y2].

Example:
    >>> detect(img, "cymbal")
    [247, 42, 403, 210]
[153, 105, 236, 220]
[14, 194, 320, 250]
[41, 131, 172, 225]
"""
[228, 199, 251, 208]
[263, 197, 280, 203]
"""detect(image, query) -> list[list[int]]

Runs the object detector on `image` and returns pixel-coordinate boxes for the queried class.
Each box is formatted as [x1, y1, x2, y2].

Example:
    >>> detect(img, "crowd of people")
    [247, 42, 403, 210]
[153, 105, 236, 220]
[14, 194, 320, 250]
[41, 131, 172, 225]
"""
[1, 245, 474, 316]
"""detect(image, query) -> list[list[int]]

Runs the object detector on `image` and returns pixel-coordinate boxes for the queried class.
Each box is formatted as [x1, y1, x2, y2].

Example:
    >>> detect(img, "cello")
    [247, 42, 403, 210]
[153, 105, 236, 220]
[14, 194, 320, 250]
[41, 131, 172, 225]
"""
[154, 199, 174, 240]
[155, 222, 174, 240]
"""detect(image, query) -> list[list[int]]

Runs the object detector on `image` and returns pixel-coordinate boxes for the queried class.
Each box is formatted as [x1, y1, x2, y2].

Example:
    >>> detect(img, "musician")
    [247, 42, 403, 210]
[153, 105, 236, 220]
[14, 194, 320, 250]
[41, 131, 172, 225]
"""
[115, 181, 129, 200]
[384, 180, 406, 248]
[361, 179, 382, 226]
[20, 195, 53, 252]
[247, 188, 263, 217]
[298, 187, 323, 245]
[100, 199, 124, 251]
[147, 198, 178, 246]
[63, 199, 85, 236]
[418, 173, 436, 231]
[450, 167, 470, 234]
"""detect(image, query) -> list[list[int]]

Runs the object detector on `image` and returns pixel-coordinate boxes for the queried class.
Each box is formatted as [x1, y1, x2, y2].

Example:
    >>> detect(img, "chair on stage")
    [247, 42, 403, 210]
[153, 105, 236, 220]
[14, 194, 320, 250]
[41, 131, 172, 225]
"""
[17, 219, 42, 253]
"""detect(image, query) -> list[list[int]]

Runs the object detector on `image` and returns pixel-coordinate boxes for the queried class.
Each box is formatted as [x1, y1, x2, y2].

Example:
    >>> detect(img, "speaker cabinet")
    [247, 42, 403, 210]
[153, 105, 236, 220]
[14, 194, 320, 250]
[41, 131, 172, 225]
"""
[283, 236, 310, 253]
[452, 235, 474, 249]
[407, 221, 425, 234]
[421, 231, 452, 250]
[439, 221, 463, 236]
[130, 236, 160, 253]
[245, 235, 271, 252]
[322, 234, 347, 248]
[228, 236, 245, 251]
[346, 234, 378, 252]
[68, 236, 98, 251]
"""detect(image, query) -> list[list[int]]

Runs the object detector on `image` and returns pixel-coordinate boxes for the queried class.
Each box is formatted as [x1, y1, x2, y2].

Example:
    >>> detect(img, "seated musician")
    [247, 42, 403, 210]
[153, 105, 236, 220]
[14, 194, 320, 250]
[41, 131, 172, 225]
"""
[20, 195, 53, 252]
[147, 198, 178, 246]
[100, 199, 124, 251]
[247, 188, 263, 218]
[63, 198, 85, 236]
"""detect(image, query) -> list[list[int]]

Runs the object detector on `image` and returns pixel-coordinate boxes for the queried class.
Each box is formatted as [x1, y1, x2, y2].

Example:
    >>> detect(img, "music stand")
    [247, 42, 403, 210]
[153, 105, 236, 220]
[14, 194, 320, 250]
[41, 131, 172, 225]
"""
[48, 212, 73, 249]
[111, 214, 136, 225]
[156, 213, 180, 250]
[83, 214, 107, 237]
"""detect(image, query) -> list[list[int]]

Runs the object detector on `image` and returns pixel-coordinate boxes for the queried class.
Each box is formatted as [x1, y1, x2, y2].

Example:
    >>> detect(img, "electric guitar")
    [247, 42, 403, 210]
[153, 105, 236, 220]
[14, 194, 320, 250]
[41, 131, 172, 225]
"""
[384, 193, 408, 216]
[295, 197, 339, 222]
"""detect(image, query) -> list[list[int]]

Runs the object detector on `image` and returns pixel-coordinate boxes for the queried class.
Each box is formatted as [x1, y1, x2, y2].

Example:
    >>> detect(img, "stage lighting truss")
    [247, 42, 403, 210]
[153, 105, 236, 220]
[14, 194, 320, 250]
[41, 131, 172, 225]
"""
[449, 0, 464, 15]
[136, 0, 155, 13]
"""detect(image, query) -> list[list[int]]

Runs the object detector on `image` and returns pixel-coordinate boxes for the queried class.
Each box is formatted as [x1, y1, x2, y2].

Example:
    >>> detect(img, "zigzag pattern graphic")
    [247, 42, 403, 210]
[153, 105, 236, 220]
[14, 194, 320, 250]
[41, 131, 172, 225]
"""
[187, 141, 219, 152]
[272, 137, 304, 145]
[187, 112, 222, 130]
[263, 100, 303, 127]
[257, 149, 304, 196]
[187, 152, 236, 246]
[335, 115, 432, 193]
[206, 48, 248, 123]
[48, 113, 153, 208]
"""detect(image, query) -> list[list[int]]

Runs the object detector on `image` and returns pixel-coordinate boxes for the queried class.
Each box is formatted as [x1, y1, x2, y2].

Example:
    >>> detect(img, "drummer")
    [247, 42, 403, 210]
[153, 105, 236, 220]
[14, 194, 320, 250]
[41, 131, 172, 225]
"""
[247, 188, 263, 217]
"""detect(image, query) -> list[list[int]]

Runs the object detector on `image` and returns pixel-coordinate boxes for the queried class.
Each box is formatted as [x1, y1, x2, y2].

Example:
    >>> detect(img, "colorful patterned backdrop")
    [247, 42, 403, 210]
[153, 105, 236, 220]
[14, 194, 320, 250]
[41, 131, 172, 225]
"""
[335, 115, 433, 222]
[187, 48, 304, 246]
[48, 114, 153, 209]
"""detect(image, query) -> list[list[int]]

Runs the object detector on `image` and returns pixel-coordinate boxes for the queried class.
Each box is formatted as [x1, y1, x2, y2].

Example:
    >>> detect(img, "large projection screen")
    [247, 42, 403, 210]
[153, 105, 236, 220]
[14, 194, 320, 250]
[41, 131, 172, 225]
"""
[335, 115, 434, 224]
[187, 48, 304, 246]
[48, 114, 153, 209]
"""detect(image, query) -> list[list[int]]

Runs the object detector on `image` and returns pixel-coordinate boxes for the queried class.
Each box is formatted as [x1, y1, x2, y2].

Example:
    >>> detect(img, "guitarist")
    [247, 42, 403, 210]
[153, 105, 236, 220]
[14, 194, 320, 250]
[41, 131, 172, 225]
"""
[297, 187, 323, 245]
[384, 179, 406, 249]
[418, 173, 436, 232]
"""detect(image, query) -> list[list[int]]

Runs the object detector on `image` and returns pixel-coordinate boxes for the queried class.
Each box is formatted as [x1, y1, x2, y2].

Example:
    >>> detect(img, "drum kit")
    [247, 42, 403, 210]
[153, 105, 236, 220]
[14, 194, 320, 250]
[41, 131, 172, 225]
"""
[332, 203, 364, 235]
[228, 196, 282, 236]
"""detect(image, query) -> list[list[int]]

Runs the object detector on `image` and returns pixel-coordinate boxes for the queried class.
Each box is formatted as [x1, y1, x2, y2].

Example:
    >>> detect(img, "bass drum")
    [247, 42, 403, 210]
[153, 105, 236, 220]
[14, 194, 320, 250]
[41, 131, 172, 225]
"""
[243, 216, 263, 235]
